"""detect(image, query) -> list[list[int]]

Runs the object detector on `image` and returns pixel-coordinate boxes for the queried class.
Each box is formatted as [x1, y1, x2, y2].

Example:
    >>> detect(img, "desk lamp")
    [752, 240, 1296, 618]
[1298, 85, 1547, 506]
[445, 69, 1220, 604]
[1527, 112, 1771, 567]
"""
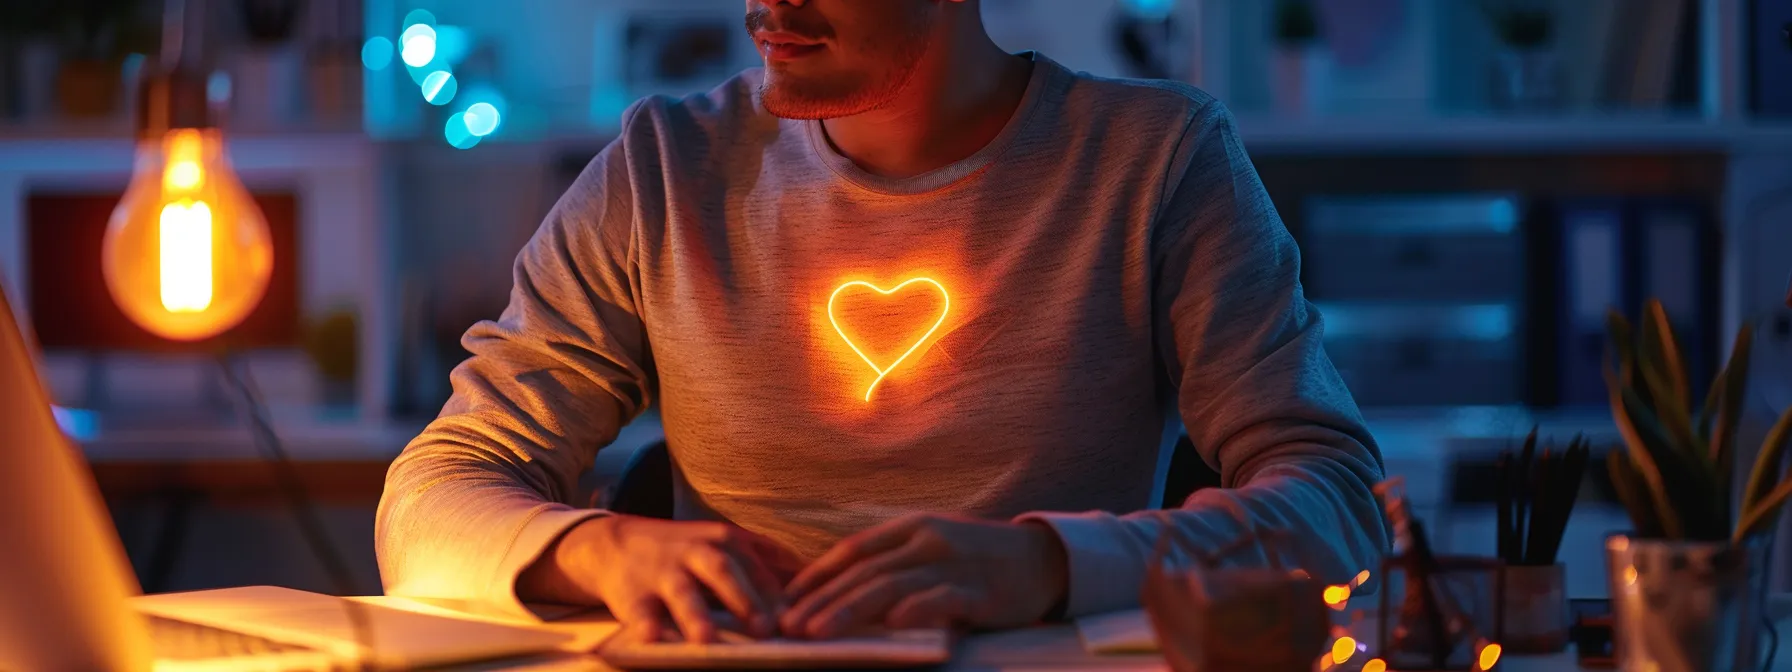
[104, 0, 271, 341]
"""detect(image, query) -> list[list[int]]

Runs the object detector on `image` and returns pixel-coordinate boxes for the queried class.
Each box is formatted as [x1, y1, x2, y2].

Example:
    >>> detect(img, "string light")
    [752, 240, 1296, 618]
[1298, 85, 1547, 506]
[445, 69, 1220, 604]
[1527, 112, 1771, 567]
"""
[827, 277, 950, 401]
[1323, 584, 1351, 609]
[1331, 637, 1357, 665]
[1476, 641, 1503, 670]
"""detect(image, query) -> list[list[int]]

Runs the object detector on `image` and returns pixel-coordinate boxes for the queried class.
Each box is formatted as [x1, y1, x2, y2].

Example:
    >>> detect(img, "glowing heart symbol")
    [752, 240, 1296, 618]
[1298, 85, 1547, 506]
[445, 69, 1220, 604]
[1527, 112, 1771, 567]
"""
[827, 277, 950, 401]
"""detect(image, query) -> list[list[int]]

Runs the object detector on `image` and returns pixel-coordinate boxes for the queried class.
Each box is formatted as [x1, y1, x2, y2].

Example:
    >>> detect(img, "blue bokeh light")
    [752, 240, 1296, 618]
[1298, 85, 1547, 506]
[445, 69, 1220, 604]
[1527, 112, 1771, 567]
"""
[206, 71, 232, 105]
[445, 112, 481, 149]
[464, 102, 501, 136]
[401, 24, 437, 67]
[434, 25, 470, 66]
[1121, 0, 1175, 20]
[403, 8, 437, 28]
[421, 70, 458, 105]
[362, 37, 394, 70]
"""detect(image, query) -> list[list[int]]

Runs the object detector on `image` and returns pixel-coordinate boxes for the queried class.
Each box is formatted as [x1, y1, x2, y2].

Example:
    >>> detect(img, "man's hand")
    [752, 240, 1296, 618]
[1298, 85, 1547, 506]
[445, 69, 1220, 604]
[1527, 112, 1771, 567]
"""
[518, 515, 802, 642]
[779, 514, 1069, 639]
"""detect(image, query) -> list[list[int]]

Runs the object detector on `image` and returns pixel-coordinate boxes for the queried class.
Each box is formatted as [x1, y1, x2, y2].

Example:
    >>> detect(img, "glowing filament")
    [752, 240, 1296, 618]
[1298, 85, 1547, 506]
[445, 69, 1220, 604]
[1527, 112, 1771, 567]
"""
[159, 201, 214, 312]
[827, 277, 950, 401]
[162, 129, 205, 191]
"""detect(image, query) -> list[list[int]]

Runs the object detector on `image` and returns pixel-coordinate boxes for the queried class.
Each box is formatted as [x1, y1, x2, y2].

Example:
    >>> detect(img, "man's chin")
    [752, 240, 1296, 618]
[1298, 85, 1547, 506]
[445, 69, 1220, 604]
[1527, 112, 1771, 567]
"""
[757, 78, 881, 121]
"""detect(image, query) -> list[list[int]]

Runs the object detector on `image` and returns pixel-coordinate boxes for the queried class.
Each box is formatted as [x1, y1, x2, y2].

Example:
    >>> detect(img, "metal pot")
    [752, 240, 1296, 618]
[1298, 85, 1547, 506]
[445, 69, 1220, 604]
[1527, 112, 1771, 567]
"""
[1605, 535, 1772, 672]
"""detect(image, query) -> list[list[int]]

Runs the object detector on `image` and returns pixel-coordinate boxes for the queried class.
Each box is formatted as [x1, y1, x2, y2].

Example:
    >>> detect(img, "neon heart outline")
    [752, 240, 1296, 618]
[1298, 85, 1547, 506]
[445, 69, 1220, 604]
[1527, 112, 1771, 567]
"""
[827, 277, 951, 401]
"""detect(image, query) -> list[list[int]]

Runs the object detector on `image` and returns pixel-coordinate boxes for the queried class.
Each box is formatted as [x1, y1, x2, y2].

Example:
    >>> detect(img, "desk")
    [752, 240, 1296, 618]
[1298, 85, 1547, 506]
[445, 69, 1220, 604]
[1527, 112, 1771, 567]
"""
[362, 596, 1788, 672]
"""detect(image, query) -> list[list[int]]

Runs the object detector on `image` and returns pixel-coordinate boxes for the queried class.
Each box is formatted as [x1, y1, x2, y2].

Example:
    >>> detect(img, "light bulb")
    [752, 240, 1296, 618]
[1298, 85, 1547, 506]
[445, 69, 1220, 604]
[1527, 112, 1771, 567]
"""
[103, 128, 272, 341]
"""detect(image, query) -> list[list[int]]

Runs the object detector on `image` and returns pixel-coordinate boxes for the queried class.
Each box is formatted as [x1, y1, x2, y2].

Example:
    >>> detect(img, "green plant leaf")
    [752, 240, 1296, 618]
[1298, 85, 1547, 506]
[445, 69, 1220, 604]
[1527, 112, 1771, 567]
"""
[1607, 367, 1686, 539]
[1644, 300, 1692, 409]
[1701, 366, 1725, 446]
[1638, 351, 1702, 458]
[1713, 326, 1755, 498]
[1735, 471, 1792, 543]
[1605, 310, 1637, 388]
[1609, 450, 1665, 538]
[1743, 406, 1792, 514]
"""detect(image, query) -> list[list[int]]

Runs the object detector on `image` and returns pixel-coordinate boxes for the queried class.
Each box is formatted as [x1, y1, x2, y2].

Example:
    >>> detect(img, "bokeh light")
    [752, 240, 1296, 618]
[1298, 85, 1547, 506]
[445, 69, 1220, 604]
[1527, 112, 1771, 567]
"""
[445, 112, 481, 149]
[1121, 0, 1175, 20]
[401, 24, 437, 67]
[402, 8, 436, 28]
[1476, 642, 1502, 670]
[1331, 637, 1356, 665]
[1322, 584, 1351, 609]
[361, 37, 394, 70]
[205, 72, 231, 106]
[434, 25, 470, 66]
[421, 71, 458, 105]
[463, 102, 502, 137]
[1363, 659, 1387, 672]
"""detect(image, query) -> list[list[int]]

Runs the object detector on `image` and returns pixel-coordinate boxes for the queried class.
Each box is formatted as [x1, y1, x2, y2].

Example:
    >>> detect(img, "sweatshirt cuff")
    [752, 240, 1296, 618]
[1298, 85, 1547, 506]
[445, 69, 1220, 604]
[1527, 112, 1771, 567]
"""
[489, 505, 609, 621]
[1014, 511, 1146, 618]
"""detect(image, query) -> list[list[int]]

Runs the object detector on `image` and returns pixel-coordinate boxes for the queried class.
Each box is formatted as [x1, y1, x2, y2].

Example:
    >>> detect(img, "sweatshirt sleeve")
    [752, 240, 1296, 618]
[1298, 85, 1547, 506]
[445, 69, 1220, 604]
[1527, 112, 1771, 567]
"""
[375, 124, 651, 620]
[1019, 99, 1391, 618]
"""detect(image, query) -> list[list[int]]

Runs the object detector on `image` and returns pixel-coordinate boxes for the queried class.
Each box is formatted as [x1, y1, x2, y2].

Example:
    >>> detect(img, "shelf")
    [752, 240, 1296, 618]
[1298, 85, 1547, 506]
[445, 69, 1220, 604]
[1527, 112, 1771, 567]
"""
[1236, 115, 1792, 154]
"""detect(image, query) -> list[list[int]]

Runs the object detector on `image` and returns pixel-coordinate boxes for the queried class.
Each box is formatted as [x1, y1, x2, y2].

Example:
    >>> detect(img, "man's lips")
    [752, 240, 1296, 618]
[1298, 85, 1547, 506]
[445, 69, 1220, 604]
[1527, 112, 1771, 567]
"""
[755, 32, 825, 60]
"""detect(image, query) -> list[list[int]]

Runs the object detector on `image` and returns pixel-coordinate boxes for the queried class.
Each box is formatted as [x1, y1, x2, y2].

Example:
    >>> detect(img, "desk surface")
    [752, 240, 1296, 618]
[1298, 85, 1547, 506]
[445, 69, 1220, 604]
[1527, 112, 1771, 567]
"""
[364, 596, 1786, 672]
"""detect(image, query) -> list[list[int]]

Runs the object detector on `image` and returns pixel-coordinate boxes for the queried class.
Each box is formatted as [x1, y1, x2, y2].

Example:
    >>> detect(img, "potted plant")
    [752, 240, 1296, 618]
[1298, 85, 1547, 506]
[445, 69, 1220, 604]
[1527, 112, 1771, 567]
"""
[1603, 301, 1792, 672]
[1479, 0, 1561, 111]
[1269, 0, 1328, 117]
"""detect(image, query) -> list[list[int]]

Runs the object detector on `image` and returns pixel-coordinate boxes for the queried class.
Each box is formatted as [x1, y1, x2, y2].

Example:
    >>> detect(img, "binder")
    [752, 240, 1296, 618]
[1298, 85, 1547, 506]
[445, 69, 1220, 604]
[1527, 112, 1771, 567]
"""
[1752, 0, 1792, 117]
[1554, 199, 1714, 407]
[1635, 200, 1713, 394]
[1558, 202, 1627, 407]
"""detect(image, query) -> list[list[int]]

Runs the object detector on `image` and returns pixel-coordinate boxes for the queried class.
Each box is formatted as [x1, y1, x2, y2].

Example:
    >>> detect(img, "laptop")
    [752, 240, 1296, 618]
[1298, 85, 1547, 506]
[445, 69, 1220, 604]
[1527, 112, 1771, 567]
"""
[0, 284, 571, 670]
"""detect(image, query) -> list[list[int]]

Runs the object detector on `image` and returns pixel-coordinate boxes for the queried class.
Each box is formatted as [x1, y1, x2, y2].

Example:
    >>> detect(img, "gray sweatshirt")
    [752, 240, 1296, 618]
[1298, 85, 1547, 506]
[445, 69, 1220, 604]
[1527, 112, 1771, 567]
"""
[376, 53, 1390, 620]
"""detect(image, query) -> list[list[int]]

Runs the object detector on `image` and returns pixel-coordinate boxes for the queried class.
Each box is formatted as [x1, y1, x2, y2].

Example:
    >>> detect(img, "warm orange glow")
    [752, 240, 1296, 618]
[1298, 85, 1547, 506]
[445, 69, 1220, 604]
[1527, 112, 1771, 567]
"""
[1364, 659, 1387, 672]
[158, 200, 213, 312]
[1323, 584, 1351, 608]
[1622, 566, 1637, 586]
[162, 129, 205, 191]
[1332, 637, 1356, 664]
[1354, 570, 1371, 586]
[1477, 642, 1502, 670]
[1318, 656, 1334, 671]
[827, 277, 950, 401]
[105, 128, 271, 341]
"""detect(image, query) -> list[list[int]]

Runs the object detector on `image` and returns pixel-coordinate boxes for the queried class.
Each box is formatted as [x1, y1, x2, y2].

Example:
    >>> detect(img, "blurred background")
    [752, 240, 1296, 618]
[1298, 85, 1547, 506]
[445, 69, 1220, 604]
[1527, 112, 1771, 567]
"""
[0, 0, 1789, 603]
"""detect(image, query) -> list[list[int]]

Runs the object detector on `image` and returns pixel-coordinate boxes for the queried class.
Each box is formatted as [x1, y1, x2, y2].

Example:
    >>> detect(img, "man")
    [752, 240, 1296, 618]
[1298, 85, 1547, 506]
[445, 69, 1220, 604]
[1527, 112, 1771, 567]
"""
[376, 0, 1389, 643]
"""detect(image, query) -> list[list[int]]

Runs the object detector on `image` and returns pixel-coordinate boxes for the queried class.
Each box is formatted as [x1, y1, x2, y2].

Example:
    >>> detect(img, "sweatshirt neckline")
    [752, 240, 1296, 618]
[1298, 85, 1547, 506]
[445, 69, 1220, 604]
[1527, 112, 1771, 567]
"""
[803, 51, 1063, 196]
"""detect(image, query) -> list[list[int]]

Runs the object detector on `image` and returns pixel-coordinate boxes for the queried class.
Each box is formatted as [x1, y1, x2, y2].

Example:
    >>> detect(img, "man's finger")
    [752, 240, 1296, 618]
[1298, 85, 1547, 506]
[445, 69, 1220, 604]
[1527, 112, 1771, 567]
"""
[804, 568, 938, 640]
[782, 535, 928, 635]
[787, 516, 925, 598]
[608, 596, 671, 644]
[685, 549, 774, 637]
[886, 584, 969, 630]
[659, 576, 718, 643]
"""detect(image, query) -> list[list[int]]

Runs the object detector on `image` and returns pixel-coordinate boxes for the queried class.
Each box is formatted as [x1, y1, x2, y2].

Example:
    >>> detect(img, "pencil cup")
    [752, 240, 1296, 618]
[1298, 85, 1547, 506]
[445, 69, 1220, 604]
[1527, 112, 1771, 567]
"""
[1500, 563, 1568, 653]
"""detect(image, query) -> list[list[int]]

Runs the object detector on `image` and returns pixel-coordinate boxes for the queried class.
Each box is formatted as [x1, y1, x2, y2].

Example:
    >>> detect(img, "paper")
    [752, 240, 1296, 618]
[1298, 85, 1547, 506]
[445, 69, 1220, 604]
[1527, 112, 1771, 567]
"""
[597, 627, 952, 670]
[1074, 609, 1157, 654]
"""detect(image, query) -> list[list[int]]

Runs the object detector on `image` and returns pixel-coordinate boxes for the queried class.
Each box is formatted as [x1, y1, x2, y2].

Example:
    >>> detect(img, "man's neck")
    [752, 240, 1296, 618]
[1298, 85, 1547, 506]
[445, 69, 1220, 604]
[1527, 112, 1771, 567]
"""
[819, 33, 1032, 180]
